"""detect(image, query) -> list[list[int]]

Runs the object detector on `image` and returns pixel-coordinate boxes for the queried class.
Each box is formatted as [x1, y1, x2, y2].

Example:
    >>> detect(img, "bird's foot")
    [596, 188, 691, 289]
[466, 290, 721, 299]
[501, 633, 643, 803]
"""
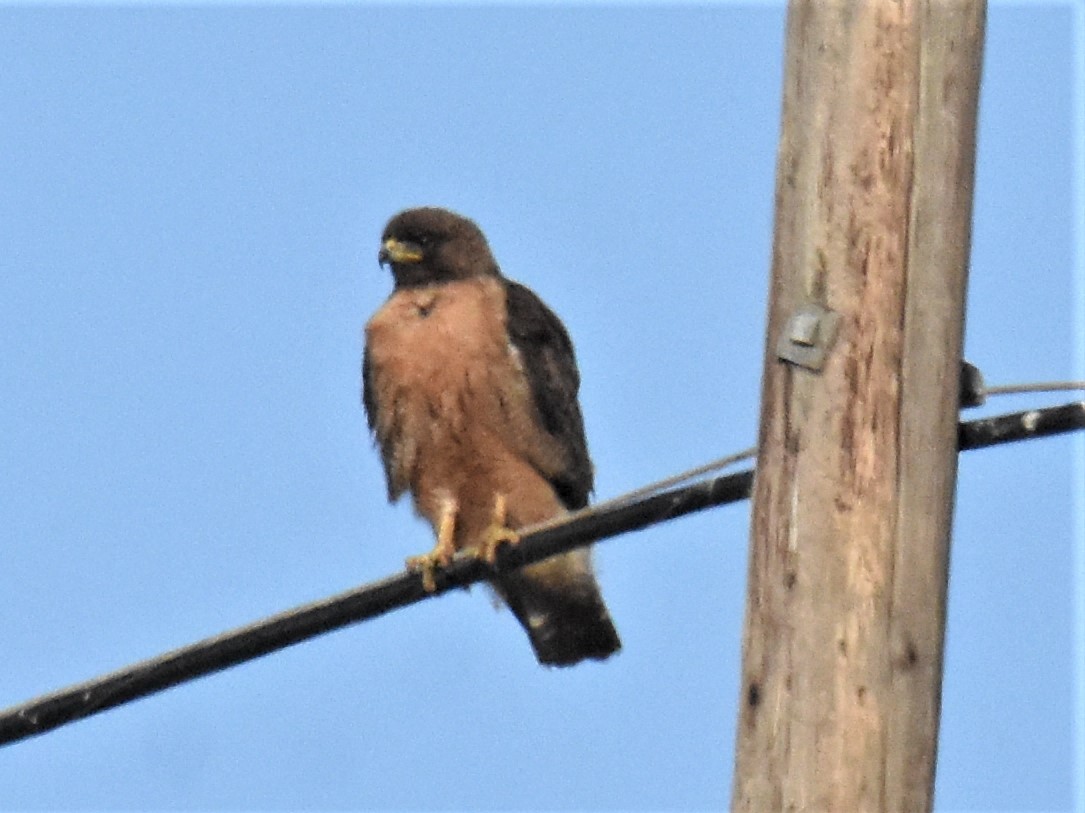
[406, 497, 457, 592]
[472, 493, 521, 565]
[406, 548, 451, 593]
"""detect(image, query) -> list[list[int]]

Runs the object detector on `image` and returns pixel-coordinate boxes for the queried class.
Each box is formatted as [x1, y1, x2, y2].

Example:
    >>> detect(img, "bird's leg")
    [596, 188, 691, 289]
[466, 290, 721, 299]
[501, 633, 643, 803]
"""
[474, 493, 521, 565]
[407, 497, 458, 592]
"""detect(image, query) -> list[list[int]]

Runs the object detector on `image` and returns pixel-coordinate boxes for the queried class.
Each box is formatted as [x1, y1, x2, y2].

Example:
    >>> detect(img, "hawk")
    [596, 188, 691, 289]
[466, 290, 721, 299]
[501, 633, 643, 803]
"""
[363, 207, 621, 667]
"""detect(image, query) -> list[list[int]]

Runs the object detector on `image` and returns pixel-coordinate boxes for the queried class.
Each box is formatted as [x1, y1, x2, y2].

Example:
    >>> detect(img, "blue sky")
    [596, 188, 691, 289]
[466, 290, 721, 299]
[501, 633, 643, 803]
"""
[0, 3, 1081, 811]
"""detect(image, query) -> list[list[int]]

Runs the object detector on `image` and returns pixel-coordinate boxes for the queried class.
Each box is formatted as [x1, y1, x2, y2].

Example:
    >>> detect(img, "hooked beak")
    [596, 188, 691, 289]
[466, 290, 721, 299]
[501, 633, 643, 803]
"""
[378, 238, 424, 268]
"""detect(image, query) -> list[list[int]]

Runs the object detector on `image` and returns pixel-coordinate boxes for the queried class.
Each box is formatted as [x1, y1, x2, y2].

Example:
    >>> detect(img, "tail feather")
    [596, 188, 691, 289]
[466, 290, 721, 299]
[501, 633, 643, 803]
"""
[495, 548, 621, 667]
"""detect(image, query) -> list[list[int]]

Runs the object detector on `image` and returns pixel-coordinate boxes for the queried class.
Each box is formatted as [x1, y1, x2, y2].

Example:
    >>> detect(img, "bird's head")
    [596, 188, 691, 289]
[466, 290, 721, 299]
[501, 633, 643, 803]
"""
[378, 207, 501, 288]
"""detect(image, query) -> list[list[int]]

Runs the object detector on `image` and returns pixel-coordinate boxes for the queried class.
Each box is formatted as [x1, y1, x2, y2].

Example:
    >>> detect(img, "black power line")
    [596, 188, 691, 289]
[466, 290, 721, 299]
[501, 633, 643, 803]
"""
[0, 400, 1081, 748]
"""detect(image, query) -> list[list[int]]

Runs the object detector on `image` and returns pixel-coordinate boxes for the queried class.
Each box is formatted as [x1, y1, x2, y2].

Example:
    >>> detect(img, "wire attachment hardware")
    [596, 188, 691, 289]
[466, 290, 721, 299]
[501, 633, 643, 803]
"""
[959, 361, 987, 408]
[776, 302, 841, 371]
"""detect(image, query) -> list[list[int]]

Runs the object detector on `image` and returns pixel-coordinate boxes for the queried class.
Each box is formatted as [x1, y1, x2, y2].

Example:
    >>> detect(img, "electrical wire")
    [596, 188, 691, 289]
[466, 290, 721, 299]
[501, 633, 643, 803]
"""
[0, 399, 1082, 749]
[525, 445, 758, 535]
[984, 380, 1085, 397]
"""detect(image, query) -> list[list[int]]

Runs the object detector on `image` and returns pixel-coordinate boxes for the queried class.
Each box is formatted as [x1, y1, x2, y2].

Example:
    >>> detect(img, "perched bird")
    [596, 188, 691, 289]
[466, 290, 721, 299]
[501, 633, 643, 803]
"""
[363, 207, 620, 667]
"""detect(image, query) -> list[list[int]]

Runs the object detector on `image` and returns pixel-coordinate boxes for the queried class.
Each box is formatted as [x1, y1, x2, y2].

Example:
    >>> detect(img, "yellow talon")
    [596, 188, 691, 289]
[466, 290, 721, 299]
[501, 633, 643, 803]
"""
[406, 552, 440, 593]
[476, 493, 520, 565]
[407, 497, 457, 592]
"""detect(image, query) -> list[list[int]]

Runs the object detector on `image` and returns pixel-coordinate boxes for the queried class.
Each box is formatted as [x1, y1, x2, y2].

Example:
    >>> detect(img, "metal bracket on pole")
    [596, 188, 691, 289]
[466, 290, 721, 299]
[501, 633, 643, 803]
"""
[776, 302, 841, 372]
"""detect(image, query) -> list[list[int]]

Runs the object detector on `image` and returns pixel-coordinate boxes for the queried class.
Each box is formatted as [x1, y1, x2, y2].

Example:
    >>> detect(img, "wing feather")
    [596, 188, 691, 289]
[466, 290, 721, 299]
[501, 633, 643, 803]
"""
[362, 346, 377, 433]
[362, 345, 401, 501]
[503, 280, 593, 509]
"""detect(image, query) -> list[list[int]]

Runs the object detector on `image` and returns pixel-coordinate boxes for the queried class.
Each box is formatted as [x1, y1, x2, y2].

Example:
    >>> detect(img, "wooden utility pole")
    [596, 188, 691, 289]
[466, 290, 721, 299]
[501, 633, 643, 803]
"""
[732, 2, 985, 812]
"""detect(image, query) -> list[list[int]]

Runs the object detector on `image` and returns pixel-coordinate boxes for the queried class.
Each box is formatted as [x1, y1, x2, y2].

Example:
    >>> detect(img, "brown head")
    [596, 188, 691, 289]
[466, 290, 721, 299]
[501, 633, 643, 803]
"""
[378, 207, 501, 289]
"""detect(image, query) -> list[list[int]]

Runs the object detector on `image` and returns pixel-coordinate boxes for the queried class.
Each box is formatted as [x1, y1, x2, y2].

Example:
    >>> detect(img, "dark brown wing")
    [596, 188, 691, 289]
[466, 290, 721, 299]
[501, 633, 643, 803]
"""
[362, 345, 398, 502]
[362, 346, 377, 434]
[504, 280, 593, 509]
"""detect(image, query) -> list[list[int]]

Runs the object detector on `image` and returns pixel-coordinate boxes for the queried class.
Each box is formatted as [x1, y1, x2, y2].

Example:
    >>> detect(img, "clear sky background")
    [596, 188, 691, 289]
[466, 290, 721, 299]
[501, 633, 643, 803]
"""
[0, 3, 1081, 811]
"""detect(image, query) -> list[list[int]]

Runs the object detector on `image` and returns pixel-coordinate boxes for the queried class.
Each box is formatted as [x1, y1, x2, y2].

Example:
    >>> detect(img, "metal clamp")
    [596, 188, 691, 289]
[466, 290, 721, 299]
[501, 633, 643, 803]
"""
[776, 302, 841, 372]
